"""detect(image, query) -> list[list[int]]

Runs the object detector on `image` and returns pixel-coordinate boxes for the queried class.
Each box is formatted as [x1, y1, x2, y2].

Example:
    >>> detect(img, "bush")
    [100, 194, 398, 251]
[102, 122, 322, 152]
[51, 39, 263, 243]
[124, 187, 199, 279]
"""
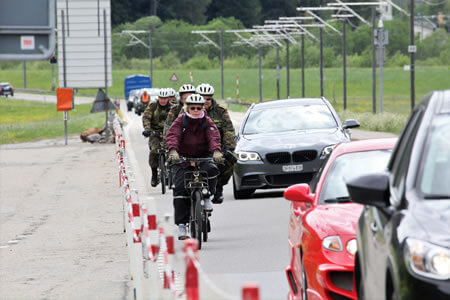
[183, 55, 218, 70]
[224, 55, 258, 68]
[338, 110, 407, 134]
[387, 51, 409, 67]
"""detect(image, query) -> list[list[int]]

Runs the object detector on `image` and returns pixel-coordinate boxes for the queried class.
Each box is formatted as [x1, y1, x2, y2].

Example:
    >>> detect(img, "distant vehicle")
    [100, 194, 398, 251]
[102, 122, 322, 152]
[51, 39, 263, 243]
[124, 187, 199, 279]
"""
[126, 89, 140, 111]
[134, 88, 160, 116]
[232, 98, 360, 199]
[347, 90, 450, 299]
[284, 138, 396, 300]
[0, 82, 14, 97]
[124, 75, 152, 111]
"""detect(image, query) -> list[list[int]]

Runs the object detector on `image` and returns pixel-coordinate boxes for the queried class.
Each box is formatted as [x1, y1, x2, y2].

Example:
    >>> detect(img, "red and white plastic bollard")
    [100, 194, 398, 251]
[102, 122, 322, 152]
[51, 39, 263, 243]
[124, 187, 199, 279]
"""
[242, 283, 259, 300]
[184, 239, 199, 300]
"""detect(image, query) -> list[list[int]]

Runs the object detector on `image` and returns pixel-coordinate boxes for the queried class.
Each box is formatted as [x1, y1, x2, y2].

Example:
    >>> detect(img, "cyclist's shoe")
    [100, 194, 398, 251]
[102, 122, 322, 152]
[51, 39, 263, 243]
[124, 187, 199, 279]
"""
[212, 186, 224, 204]
[151, 168, 158, 187]
[204, 198, 213, 212]
[151, 176, 158, 187]
[178, 224, 189, 240]
[212, 191, 224, 204]
[207, 218, 211, 232]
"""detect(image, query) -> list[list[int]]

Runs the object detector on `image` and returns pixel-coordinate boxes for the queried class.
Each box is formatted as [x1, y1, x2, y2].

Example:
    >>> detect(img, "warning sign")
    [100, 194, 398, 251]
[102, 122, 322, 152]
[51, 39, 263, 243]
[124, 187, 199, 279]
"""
[170, 73, 179, 81]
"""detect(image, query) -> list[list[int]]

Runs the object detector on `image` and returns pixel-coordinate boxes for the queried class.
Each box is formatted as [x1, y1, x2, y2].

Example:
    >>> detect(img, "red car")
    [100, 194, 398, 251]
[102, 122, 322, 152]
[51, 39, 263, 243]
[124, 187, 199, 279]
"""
[284, 138, 397, 300]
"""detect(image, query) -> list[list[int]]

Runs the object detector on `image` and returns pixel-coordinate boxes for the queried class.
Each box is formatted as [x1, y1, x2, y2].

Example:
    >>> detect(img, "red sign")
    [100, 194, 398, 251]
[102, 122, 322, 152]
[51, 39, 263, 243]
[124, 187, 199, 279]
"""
[56, 88, 74, 111]
[20, 36, 35, 50]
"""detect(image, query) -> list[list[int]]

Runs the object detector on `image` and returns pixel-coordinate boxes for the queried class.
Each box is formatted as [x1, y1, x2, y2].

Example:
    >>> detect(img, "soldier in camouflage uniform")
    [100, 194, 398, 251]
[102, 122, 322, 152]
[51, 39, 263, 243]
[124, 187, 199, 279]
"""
[196, 83, 236, 204]
[163, 83, 196, 136]
[142, 88, 171, 187]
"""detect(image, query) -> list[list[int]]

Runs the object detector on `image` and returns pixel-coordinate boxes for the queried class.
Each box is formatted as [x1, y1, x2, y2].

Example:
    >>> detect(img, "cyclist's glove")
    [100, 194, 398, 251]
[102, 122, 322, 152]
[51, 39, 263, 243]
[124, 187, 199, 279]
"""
[213, 151, 225, 164]
[142, 130, 151, 137]
[168, 150, 180, 163]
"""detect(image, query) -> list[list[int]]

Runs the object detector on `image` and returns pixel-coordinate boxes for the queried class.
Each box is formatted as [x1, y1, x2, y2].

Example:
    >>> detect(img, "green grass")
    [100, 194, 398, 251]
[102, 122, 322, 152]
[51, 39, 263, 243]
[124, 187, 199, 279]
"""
[0, 98, 105, 144]
[4, 66, 449, 114]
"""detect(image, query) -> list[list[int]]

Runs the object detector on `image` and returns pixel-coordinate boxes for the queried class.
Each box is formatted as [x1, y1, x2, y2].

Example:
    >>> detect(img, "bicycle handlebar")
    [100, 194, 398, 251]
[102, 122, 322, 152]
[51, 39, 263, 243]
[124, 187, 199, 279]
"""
[142, 130, 163, 137]
[169, 156, 216, 166]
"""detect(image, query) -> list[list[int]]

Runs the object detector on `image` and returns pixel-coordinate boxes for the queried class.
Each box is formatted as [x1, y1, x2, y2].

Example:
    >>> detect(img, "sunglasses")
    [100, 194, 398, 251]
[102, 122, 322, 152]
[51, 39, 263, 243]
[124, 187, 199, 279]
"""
[205, 97, 213, 101]
[189, 106, 203, 111]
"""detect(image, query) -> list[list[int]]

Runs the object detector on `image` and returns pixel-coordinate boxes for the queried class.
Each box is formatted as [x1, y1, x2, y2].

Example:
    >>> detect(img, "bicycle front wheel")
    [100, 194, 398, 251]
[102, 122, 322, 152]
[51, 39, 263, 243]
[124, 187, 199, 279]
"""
[194, 190, 203, 250]
[159, 154, 166, 194]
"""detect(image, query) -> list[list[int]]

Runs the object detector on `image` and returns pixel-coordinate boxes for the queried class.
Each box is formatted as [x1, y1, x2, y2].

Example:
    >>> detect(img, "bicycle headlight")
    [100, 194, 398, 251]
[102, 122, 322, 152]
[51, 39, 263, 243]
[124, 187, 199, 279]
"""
[404, 238, 450, 280]
[322, 236, 343, 252]
[237, 151, 261, 162]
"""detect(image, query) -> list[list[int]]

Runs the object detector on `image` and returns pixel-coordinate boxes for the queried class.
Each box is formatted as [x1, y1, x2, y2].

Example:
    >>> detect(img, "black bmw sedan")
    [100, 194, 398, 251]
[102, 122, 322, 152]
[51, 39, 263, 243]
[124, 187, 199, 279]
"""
[347, 90, 450, 299]
[233, 97, 360, 199]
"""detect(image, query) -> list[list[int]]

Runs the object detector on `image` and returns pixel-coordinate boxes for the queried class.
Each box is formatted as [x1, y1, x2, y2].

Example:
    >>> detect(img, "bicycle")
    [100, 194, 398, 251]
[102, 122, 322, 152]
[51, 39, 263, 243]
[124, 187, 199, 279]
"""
[142, 130, 172, 194]
[170, 157, 215, 250]
[156, 141, 173, 195]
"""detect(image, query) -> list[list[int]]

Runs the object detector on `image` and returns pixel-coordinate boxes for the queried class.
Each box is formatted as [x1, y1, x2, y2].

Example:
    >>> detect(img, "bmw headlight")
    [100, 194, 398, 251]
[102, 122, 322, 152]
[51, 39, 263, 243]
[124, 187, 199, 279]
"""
[320, 145, 335, 159]
[322, 236, 343, 252]
[346, 239, 357, 255]
[237, 151, 261, 162]
[404, 238, 450, 280]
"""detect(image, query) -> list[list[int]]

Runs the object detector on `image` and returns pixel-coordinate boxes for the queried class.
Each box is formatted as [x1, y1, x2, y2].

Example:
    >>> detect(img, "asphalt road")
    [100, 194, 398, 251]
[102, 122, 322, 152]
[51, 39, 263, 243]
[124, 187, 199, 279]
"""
[0, 94, 396, 299]
[122, 105, 290, 299]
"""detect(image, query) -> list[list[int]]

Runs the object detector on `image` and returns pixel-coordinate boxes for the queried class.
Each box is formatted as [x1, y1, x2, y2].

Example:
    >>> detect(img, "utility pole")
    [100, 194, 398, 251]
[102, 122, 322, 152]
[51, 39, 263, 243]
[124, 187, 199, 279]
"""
[377, 19, 386, 113]
[343, 20, 347, 110]
[301, 34, 305, 97]
[409, 0, 415, 110]
[220, 29, 224, 100]
[286, 40, 290, 98]
[258, 46, 263, 102]
[319, 0, 324, 97]
[371, 8, 377, 114]
[149, 28, 153, 80]
[276, 45, 280, 99]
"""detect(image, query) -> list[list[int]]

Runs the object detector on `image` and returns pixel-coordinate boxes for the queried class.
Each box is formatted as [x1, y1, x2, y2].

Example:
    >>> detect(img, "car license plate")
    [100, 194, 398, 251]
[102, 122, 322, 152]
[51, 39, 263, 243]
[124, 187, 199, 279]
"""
[282, 164, 303, 172]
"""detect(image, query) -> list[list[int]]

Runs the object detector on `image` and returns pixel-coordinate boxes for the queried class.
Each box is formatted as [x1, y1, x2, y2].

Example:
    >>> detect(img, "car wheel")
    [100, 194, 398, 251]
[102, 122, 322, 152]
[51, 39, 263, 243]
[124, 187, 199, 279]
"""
[301, 256, 308, 300]
[233, 177, 254, 199]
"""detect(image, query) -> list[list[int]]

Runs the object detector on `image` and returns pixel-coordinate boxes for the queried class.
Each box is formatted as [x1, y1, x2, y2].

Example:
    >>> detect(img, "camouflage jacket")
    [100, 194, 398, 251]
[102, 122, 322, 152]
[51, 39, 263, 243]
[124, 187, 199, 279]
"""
[206, 99, 236, 151]
[163, 103, 185, 136]
[142, 102, 171, 132]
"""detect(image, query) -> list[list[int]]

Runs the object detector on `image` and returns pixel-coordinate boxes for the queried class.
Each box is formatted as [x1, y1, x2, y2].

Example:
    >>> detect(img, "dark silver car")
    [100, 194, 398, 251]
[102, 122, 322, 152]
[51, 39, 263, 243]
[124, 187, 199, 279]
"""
[0, 82, 14, 97]
[233, 98, 360, 199]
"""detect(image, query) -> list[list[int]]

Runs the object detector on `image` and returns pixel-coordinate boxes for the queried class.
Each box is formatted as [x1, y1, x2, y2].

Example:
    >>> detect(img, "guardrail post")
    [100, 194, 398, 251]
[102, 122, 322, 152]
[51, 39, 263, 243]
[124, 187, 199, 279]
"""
[184, 239, 199, 300]
[242, 283, 259, 300]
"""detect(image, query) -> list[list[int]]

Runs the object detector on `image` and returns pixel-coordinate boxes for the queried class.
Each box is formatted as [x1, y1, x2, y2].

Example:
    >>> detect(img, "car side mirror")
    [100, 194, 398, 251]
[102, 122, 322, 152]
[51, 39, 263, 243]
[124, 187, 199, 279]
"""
[284, 184, 314, 204]
[343, 119, 360, 129]
[346, 173, 390, 208]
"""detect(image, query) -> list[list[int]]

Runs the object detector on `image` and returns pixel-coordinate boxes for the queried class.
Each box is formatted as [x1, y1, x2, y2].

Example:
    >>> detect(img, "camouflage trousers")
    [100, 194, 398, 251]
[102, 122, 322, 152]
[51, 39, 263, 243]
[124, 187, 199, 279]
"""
[217, 158, 233, 187]
[148, 136, 163, 168]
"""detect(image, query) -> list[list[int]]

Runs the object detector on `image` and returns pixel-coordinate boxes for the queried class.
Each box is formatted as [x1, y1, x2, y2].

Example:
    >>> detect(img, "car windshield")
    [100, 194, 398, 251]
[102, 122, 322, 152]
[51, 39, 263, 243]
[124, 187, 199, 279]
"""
[419, 116, 450, 199]
[148, 89, 159, 96]
[243, 104, 337, 135]
[319, 150, 392, 204]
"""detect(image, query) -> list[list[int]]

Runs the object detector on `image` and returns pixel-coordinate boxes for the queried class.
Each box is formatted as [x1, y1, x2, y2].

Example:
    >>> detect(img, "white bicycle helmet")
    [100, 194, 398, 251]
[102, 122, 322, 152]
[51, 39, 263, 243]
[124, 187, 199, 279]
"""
[185, 94, 205, 105]
[178, 84, 196, 94]
[158, 88, 170, 98]
[167, 88, 176, 97]
[196, 83, 214, 95]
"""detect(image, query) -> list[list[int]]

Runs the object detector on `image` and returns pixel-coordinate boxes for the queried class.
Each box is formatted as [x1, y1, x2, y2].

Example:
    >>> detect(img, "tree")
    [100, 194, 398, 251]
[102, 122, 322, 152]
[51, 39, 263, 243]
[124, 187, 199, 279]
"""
[260, 0, 300, 21]
[158, 0, 212, 25]
[207, 0, 262, 27]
